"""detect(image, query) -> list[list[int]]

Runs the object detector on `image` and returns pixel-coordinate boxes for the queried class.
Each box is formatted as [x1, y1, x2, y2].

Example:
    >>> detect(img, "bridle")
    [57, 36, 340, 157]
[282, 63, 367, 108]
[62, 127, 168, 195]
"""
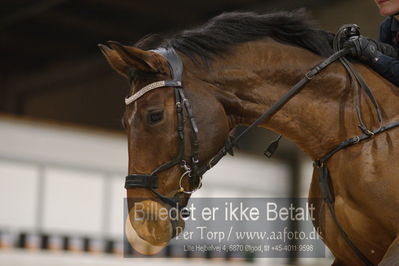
[124, 26, 399, 265]
[124, 48, 202, 210]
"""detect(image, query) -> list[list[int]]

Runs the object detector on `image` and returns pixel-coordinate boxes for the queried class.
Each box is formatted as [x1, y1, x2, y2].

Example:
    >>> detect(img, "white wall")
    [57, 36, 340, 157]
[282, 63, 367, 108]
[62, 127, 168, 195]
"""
[0, 116, 127, 238]
[0, 115, 305, 239]
[0, 160, 39, 230]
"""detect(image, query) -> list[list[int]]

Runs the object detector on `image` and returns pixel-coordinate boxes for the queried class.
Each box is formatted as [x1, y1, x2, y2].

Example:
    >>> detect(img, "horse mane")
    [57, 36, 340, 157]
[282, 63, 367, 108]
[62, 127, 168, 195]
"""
[136, 9, 335, 64]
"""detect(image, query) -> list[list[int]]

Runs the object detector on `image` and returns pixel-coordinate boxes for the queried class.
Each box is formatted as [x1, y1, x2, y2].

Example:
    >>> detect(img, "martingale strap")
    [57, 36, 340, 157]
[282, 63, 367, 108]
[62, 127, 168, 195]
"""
[316, 120, 399, 166]
[314, 120, 399, 266]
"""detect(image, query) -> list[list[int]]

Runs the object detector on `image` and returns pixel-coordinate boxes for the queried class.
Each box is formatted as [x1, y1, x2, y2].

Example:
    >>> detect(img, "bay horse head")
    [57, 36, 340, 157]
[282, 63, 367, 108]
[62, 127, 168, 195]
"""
[99, 41, 230, 245]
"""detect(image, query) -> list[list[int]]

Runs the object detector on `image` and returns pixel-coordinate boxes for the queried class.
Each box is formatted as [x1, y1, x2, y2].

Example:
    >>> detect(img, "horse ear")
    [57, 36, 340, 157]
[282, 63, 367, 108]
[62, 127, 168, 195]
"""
[107, 41, 160, 73]
[98, 41, 161, 77]
[98, 43, 130, 77]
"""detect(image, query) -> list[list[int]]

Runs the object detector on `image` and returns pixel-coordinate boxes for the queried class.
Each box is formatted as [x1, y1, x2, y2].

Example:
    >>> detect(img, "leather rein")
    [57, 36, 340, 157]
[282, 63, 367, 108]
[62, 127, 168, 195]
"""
[124, 29, 399, 265]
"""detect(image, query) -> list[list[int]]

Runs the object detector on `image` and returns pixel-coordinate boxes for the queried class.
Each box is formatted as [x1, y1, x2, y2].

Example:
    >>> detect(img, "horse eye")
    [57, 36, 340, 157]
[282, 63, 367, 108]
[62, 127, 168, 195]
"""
[147, 110, 164, 124]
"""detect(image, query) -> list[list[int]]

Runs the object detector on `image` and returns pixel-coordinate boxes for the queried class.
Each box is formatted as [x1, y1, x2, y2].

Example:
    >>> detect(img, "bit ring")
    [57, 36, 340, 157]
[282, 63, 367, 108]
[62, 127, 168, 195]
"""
[178, 171, 202, 194]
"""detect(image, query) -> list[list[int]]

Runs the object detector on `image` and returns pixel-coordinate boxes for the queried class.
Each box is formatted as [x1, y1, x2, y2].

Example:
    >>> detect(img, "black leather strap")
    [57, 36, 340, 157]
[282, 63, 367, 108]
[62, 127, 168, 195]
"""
[333, 25, 383, 136]
[151, 47, 183, 81]
[177, 88, 201, 186]
[316, 120, 399, 166]
[125, 175, 158, 189]
[151, 189, 181, 209]
[317, 162, 371, 266]
[316, 164, 373, 265]
[165, 80, 182, 87]
[314, 120, 399, 266]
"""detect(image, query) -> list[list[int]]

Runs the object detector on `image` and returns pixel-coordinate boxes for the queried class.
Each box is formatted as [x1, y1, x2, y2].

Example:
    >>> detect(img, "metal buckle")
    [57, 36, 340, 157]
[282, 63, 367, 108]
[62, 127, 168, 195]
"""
[180, 160, 191, 173]
[305, 71, 314, 80]
[207, 158, 215, 169]
[313, 161, 324, 168]
[366, 130, 375, 137]
[353, 136, 360, 144]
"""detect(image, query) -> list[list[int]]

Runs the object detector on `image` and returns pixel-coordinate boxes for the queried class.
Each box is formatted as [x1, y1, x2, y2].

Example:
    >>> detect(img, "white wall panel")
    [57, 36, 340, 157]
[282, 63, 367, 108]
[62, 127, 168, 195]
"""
[108, 176, 125, 237]
[0, 116, 293, 238]
[42, 167, 105, 236]
[0, 160, 39, 230]
[204, 153, 290, 196]
[0, 118, 127, 173]
[299, 159, 314, 197]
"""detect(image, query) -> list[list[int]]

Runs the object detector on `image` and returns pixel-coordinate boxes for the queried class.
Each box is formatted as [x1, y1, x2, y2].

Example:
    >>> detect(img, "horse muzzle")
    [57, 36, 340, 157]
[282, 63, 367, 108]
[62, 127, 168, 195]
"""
[127, 199, 187, 246]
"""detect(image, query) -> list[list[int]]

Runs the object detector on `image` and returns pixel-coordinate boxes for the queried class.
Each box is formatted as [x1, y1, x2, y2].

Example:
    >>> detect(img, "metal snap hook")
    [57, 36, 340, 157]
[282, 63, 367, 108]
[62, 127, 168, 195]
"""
[180, 160, 191, 173]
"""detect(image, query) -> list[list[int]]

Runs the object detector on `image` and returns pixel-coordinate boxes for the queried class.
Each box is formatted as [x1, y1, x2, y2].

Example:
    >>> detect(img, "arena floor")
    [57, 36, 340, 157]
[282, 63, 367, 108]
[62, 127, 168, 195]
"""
[0, 250, 333, 266]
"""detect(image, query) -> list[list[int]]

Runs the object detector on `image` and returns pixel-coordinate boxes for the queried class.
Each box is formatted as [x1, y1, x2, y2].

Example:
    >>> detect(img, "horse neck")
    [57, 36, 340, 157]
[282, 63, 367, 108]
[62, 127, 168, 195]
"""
[184, 39, 395, 160]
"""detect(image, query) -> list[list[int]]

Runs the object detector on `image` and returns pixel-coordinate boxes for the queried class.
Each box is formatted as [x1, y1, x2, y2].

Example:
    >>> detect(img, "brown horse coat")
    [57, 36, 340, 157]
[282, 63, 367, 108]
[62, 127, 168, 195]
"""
[100, 11, 399, 265]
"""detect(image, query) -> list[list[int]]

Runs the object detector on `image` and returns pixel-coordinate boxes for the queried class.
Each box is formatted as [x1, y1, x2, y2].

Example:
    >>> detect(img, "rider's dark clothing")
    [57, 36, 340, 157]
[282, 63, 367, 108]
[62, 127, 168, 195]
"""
[371, 16, 399, 86]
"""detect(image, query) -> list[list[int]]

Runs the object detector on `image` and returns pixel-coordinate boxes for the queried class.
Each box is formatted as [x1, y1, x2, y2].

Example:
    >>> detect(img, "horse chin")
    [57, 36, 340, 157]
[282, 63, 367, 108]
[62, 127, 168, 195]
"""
[128, 200, 185, 246]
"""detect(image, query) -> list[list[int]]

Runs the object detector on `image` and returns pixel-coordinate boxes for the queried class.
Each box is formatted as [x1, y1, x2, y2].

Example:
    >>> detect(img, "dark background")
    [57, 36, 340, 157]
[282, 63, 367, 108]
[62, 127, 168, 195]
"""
[0, 0, 383, 131]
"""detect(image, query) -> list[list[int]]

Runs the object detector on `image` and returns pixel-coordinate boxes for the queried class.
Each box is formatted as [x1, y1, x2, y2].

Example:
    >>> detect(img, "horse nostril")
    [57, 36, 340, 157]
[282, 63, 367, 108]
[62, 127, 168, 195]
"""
[181, 209, 190, 218]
